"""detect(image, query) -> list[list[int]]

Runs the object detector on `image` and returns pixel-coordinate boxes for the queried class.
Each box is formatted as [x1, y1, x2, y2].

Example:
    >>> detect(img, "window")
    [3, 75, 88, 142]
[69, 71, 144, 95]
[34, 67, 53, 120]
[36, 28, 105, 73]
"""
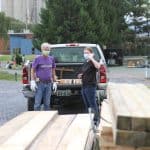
[51, 47, 100, 63]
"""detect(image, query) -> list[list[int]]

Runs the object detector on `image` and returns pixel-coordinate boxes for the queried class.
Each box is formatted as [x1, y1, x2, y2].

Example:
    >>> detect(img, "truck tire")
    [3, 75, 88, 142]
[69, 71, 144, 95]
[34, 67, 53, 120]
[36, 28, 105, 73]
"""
[27, 98, 34, 111]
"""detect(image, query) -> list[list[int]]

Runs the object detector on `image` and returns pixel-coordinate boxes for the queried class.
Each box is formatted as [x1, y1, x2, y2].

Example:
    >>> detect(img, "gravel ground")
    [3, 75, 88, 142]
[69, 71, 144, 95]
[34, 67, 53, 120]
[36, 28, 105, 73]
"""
[0, 66, 150, 126]
[108, 66, 150, 87]
[0, 80, 27, 126]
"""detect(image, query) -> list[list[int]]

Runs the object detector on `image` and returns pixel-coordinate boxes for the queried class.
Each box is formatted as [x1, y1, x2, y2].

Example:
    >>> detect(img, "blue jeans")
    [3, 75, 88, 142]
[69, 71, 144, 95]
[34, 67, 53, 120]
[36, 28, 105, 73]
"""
[81, 85, 100, 124]
[34, 82, 52, 111]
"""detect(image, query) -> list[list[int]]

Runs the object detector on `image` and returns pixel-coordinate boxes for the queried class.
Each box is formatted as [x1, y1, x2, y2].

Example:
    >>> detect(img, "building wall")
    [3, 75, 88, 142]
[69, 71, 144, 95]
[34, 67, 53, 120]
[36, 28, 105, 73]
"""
[0, 38, 10, 54]
[1, 0, 14, 17]
[1, 0, 45, 23]
[9, 35, 40, 55]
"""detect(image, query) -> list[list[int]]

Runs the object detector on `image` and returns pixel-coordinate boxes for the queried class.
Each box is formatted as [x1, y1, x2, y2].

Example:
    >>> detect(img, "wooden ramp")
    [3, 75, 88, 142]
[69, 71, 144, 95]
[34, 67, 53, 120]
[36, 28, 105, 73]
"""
[105, 83, 150, 149]
[0, 111, 95, 150]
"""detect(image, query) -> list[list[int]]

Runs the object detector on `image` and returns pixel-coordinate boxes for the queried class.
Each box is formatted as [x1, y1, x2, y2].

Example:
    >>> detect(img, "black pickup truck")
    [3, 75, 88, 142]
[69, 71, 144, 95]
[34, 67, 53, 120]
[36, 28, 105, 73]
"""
[103, 48, 123, 66]
[22, 43, 108, 111]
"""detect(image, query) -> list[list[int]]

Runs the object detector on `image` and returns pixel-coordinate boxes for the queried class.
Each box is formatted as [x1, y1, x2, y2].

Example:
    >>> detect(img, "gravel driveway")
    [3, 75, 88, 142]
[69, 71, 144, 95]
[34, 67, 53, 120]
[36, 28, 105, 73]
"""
[0, 66, 150, 126]
[0, 80, 27, 126]
[108, 66, 150, 87]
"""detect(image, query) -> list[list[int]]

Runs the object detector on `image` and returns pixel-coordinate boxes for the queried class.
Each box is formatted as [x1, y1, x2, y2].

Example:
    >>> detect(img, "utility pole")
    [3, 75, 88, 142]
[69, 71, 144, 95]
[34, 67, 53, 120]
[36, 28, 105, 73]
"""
[25, 0, 29, 30]
[32, 0, 38, 24]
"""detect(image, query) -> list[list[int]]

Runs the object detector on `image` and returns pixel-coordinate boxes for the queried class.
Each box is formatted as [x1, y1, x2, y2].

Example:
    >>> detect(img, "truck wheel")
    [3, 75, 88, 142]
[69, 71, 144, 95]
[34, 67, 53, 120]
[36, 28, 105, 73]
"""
[27, 98, 34, 111]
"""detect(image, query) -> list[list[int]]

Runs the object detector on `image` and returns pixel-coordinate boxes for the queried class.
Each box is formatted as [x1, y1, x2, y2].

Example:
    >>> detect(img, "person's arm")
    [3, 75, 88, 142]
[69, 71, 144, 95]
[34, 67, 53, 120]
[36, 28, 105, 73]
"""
[52, 57, 57, 82]
[89, 56, 101, 69]
[31, 58, 38, 81]
[30, 64, 37, 91]
[52, 68, 57, 92]
[52, 68, 57, 82]
[31, 68, 36, 80]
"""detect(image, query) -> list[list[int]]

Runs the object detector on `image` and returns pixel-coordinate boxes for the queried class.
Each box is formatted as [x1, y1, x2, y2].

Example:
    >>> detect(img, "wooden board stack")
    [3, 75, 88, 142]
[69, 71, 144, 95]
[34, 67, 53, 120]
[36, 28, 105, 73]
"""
[100, 83, 150, 150]
[0, 111, 95, 150]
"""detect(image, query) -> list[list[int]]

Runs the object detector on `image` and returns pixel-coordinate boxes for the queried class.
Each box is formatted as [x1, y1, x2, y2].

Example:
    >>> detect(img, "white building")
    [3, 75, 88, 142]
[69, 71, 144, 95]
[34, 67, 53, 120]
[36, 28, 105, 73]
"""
[1, 0, 45, 23]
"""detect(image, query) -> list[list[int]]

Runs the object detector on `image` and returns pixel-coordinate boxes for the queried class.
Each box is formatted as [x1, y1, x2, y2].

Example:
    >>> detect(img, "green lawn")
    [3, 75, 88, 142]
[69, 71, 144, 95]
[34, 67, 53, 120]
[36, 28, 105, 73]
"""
[0, 55, 35, 62]
[25, 55, 36, 61]
[0, 55, 11, 61]
[0, 71, 21, 81]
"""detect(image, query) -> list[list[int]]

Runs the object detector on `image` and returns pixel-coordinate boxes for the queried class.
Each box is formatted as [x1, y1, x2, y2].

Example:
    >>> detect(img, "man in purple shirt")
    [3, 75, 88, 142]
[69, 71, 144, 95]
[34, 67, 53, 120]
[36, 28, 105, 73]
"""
[30, 42, 57, 110]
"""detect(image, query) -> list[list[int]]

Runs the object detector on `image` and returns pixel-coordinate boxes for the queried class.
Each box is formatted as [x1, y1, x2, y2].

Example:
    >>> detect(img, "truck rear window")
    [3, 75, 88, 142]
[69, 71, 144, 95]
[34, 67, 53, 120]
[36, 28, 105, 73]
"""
[51, 47, 100, 63]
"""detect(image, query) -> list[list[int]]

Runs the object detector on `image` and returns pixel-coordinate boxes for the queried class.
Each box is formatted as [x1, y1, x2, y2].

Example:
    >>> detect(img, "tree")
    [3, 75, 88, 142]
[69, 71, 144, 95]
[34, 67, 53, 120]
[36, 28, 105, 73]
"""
[126, 0, 150, 55]
[33, 0, 98, 49]
[0, 12, 26, 39]
[8, 17, 26, 33]
[93, 0, 131, 47]
[32, 0, 148, 51]
[0, 12, 10, 39]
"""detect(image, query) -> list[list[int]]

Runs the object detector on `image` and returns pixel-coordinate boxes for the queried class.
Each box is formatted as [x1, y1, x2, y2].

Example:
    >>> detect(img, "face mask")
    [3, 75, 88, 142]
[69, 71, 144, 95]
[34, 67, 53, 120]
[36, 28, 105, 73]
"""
[84, 53, 89, 60]
[42, 50, 50, 56]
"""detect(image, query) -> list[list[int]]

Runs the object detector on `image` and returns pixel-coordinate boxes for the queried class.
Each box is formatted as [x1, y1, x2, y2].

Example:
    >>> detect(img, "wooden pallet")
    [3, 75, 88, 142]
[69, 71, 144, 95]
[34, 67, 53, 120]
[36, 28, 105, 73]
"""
[0, 111, 95, 150]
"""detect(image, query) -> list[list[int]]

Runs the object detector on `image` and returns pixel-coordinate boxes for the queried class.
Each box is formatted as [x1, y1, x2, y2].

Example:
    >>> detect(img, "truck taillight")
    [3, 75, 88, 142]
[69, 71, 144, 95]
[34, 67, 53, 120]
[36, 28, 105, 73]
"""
[99, 64, 107, 83]
[22, 67, 29, 84]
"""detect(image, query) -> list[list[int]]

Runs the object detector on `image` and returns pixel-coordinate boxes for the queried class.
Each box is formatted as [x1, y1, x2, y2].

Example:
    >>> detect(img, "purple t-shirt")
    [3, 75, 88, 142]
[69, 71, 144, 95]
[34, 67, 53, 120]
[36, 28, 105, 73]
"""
[32, 55, 56, 81]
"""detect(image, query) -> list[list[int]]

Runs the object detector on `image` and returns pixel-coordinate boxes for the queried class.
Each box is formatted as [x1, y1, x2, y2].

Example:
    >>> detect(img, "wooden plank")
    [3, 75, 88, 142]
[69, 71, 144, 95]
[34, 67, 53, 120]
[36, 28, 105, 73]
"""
[100, 99, 113, 135]
[0, 112, 39, 144]
[136, 147, 150, 150]
[121, 84, 149, 116]
[130, 84, 150, 116]
[57, 114, 93, 150]
[108, 83, 150, 147]
[0, 111, 57, 149]
[126, 84, 150, 131]
[100, 134, 115, 148]
[118, 84, 147, 131]
[119, 84, 145, 116]
[30, 115, 76, 150]
[108, 84, 130, 143]
[108, 83, 131, 117]
[118, 84, 150, 131]
[100, 99, 115, 149]
[115, 129, 150, 147]
[124, 83, 150, 116]
[100, 146, 150, 150]
[108, 83, 150, 131]
[101, 146, 136, 150]
[108, 84, 132, 131]
[127, 59, 145, 68]
[0, 145, 24, 150]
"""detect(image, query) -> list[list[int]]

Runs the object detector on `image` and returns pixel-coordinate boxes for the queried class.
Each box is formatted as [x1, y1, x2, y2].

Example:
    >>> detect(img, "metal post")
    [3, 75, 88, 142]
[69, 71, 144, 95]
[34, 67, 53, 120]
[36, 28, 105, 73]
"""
[15, 72, 17, 81]
[25, 0, 29, 30]
[145, 56, 148, 78]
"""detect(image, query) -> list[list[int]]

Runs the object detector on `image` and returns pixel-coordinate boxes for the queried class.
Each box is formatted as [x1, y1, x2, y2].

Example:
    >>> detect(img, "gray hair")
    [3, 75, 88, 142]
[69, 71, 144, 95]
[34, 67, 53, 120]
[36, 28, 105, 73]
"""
[41, 42, 50, 51]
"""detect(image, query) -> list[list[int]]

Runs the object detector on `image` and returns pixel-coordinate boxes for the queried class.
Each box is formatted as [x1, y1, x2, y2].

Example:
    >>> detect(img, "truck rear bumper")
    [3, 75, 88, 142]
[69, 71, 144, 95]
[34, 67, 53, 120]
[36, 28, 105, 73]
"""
[22, 89, 35, 98]
[22, 83, 107, 99]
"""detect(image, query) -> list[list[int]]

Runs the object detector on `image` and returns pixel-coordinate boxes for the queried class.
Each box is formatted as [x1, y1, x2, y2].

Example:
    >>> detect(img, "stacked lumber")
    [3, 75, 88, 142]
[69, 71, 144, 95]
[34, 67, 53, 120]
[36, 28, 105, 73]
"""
[100, 83, 150, 150]
[127, 59, 145, 68]
[100, 99, 150, 150]
[0, 111, 95, 150]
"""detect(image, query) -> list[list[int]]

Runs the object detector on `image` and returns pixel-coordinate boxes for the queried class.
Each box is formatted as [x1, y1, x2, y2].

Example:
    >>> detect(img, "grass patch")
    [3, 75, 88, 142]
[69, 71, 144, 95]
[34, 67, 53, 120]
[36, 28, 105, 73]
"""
[0, 71, 21, 81]
[25, 55, 36, 61]
[0, 55, 36, 62]
[0, 55, 11, 61]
